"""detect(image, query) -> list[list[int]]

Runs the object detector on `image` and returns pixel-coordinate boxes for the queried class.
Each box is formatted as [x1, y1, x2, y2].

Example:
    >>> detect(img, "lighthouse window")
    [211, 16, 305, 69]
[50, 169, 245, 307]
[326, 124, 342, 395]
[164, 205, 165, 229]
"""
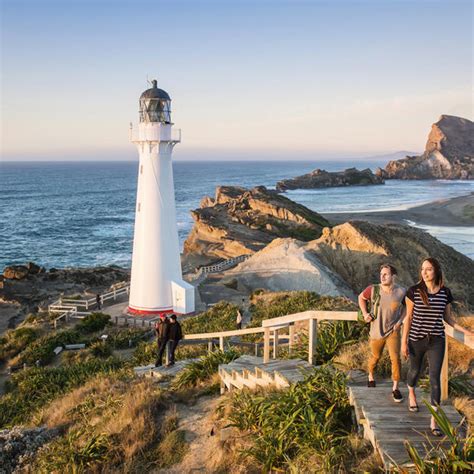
[140, 165, 143, 174]
[138, 203, 141, 212]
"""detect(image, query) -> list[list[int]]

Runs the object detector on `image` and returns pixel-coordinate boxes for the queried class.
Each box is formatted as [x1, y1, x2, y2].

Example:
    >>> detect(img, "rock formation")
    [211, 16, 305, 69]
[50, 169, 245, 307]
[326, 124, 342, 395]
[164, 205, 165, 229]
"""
[224, 238, 354, 297]
[182, 186, 330, 270]
[276, 167, 384, 191]
[377, 115, 474, 179]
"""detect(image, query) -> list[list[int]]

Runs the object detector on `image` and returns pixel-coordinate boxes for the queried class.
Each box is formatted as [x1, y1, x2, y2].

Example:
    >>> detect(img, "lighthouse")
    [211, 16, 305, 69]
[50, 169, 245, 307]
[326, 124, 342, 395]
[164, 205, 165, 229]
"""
[128, 80, 194, 316]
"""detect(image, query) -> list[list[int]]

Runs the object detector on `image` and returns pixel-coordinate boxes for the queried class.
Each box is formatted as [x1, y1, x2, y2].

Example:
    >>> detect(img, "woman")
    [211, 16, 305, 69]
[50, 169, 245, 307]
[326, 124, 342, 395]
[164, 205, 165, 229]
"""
[401, 257, 473, 436]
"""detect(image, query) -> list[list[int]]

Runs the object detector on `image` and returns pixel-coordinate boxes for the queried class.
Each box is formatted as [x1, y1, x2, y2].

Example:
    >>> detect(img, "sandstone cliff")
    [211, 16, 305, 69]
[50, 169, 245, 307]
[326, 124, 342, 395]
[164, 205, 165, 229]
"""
[276, 167, 384, 191]
[225, 238, 354, 297]
[377, 115, 474, 179]
[182, 186, 330, 270]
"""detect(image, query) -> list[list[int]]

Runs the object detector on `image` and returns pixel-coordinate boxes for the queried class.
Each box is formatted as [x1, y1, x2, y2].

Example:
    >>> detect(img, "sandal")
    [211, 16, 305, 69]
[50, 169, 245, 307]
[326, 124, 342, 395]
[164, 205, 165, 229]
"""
[409, 404, 419, 412]
[431, 427, 442, 437]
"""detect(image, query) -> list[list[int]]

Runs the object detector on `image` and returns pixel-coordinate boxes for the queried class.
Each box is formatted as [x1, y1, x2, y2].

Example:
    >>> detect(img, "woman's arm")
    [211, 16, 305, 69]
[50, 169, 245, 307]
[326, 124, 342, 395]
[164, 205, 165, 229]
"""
[444, 305, 474, 336]
[401, 297, 414, 359]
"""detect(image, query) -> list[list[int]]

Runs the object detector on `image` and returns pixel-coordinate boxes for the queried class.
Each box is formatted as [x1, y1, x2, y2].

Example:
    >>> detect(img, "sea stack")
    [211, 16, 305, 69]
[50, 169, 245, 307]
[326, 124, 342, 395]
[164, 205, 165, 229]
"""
[128, 80, 194, 316]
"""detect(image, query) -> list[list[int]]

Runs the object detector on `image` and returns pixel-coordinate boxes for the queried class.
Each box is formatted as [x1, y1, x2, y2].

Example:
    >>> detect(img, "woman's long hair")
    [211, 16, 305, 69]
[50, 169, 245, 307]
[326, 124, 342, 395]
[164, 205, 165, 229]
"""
[417, 257, 444, 306]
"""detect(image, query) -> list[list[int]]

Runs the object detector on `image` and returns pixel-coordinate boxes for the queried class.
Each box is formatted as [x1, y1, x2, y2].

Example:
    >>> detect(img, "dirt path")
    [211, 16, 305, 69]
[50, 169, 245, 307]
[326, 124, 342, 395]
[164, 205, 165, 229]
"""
[158, 395, 223, 473]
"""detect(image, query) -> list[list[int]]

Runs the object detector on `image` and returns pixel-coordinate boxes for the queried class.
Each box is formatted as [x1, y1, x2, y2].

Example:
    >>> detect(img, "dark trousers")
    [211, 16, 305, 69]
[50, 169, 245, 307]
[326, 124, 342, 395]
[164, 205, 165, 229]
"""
[156, 338, 169, 366]
[168, 339, 179, 363]
[407, 335, 445, 405]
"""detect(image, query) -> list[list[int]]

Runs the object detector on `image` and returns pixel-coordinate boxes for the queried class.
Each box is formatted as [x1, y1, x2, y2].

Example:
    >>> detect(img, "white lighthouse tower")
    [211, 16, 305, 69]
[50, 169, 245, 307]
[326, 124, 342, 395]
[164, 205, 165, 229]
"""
[128, 80, 194, 316]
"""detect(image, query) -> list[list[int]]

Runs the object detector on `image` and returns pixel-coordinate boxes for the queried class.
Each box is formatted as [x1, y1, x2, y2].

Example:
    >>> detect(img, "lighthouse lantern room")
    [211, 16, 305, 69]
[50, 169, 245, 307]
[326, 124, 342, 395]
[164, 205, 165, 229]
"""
[128, 80, 194, 316]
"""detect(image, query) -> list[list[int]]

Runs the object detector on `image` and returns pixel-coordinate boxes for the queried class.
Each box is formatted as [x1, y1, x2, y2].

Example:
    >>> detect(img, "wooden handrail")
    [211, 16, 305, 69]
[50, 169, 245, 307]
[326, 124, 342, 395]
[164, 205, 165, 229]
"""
[261, 310, 358, 327]
[444, 323, 474, 349]
[183, 327, 265, 340]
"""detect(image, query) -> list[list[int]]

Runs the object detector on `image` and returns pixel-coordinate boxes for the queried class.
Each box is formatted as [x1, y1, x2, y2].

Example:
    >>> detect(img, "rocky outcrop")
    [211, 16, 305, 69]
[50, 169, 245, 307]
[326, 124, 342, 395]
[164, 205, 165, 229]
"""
[3, 262, 43, 280]
[377, 115, 474, 179]
[276, 167, 384, 191]
[0, 426, 59, 473]
[307, 221, 474, 310]
[225, 238, 354, 297]
[182, 186, 330, 270]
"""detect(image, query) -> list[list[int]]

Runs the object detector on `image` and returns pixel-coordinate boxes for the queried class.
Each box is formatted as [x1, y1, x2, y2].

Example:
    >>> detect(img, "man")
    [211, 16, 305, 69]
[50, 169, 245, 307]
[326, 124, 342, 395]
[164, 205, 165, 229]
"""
[358, 264, 406, 402]
[166, 314, 183, 366]
[96, 294, 102, 310]
[154, 314, 170, 367]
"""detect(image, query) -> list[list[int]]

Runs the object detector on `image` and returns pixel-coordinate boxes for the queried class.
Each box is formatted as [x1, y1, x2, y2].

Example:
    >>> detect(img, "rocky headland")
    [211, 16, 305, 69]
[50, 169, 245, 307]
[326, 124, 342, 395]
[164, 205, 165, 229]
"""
[377, 115, 474, 180]
[182, 185, 330, 270]
[276, 167, 384, 191]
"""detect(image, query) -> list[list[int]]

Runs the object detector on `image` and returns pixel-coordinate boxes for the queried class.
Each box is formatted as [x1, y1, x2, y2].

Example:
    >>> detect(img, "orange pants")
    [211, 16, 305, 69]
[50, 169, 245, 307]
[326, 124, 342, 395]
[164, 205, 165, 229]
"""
[368, 329, 401, 382]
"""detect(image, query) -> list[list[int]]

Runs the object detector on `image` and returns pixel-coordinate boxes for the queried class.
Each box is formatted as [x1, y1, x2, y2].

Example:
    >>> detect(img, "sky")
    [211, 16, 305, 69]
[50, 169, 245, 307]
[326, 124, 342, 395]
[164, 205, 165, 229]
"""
[1, 0, 472, 161]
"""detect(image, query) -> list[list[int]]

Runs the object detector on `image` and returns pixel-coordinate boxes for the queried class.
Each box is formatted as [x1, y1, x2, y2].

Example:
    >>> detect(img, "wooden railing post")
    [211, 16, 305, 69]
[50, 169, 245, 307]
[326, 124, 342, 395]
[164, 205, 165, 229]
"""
[289, 324, 295, 354]
[263, 328, 270, 363]
[219, 336, 224, 351]
[273, 329, 279, 359]
[208, 341, 213, 353]
[308, 318, 317, 365]
[441, 338, 449, 402]
[254, 342, 259, 357]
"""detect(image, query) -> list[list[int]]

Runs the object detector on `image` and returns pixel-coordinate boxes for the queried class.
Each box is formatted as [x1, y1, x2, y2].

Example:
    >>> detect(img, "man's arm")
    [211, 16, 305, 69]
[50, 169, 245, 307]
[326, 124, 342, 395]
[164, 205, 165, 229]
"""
[358, 289, 373, 323]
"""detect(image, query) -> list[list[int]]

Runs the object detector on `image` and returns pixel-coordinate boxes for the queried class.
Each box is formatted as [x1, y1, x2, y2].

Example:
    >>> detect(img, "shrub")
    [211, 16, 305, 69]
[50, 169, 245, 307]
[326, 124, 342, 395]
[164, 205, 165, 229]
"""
[34, 376, 167, 473]
[76, 312, 111, 334]
[0, 357, 125, 428]
[225, 366, 353, 471]
[171, 349, 240, 390]
[107, 327, 150, 349]
[181, 302, 239, 334]
[89, 341, 113, 358]
[248, 290, 358, 330]
[15, 329, 83, 366]
[0, 326, 41, 363]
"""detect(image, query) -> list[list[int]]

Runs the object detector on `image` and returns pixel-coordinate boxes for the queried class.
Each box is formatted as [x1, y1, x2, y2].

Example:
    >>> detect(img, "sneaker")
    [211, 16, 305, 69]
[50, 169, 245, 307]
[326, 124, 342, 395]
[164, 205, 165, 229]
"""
[154, 363, 162, 368]
[367, 380, 376, 388]
[392, 389, 403, 403]
[165, 361, 175, 367]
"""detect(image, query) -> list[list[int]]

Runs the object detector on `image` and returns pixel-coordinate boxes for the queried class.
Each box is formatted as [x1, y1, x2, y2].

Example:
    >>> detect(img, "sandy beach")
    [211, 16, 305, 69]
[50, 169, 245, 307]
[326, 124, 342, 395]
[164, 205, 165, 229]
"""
[323, 192, 474, 227]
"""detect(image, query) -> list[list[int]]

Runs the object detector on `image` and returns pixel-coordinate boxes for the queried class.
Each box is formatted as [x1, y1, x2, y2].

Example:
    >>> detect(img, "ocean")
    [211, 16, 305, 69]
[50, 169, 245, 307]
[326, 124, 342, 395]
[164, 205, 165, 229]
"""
[1, 160, 473, 269]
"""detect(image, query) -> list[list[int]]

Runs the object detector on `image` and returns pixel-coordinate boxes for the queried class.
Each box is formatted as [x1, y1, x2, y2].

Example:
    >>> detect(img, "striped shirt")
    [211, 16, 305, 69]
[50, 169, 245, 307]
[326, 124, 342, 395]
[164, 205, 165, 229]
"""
[407, 285, 453, 341]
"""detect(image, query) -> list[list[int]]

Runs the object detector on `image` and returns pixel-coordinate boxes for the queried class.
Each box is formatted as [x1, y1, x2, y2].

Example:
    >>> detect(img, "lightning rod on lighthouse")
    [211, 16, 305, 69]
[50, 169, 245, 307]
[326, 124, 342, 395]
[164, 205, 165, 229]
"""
[128, 79, 194, 316]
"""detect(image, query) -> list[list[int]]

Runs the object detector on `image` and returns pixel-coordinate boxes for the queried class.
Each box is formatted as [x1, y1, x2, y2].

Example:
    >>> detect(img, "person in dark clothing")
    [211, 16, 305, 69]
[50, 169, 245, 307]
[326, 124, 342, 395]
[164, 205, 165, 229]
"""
[166, 314, 183, 366]
[96, 294, 102, 310]
[155, 314, 170, 367]
[401, 257, 474, 436]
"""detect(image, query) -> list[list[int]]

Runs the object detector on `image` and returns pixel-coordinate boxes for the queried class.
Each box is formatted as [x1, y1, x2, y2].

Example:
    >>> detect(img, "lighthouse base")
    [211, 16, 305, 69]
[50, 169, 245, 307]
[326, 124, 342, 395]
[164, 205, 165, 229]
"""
[127, 306, 176, 317]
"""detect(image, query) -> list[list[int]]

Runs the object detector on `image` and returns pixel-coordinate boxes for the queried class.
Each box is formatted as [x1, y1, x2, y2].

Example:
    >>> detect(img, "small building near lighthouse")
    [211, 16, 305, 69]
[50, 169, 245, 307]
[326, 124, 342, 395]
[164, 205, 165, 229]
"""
[128, 80, 194, 316]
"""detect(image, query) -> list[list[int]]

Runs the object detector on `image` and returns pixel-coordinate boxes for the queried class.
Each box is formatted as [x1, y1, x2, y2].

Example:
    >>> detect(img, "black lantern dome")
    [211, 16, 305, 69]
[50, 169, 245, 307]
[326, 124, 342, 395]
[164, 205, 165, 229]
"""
[139, 80, 171, 123]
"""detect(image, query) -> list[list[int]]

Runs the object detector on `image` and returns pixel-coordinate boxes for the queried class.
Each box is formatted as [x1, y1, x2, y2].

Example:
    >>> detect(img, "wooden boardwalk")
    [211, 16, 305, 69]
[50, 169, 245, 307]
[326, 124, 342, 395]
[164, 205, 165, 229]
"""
[348, 375, 464, 470]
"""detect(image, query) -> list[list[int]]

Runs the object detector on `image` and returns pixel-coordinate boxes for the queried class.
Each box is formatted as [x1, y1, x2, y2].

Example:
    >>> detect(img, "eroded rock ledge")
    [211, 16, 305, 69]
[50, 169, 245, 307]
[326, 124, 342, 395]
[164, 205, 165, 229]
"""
[182, 185, 330, 270]
[276, 167, 384, 192]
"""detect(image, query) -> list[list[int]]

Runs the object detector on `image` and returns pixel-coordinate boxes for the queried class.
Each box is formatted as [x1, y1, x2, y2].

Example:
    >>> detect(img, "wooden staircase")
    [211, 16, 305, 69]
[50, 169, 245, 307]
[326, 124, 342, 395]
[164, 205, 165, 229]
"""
[219, 355, 313, 393]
